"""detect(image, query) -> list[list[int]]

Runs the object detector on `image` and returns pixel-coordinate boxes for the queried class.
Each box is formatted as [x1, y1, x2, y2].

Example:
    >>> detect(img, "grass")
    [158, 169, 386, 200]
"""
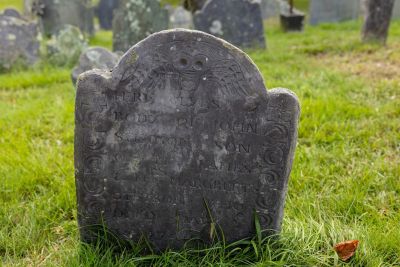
[1, 5, 400, 266]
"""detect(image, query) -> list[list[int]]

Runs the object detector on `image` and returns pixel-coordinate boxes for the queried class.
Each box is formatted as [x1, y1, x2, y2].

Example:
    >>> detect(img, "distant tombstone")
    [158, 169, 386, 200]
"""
[75, 29, 300, 251]
[193, 0, 266, 48]
[183, 0, 207, 13]
[72, 47, 120, 85]
[27, 0, 94, 36]
[97, 0, 119, 30]
[0, 11, 39, 70]
[112, 0, 169, 52]
[169, 6, 193, 29]
[3, 8, 22, 18]
[393, 0, 400, 19]
[47, 25, 87, 66]
[261, 0, 279, 19]
[309, 0, 360, 25]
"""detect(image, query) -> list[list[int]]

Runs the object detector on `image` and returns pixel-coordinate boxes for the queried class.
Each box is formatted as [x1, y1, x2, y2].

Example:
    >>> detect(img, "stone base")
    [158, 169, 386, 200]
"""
[280, 13, 305, 32]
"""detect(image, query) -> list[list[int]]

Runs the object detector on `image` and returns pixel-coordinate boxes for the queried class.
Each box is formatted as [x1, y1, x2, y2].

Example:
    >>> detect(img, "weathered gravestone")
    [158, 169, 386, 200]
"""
[193, 0, 266, 48]
[75, 29, 300, 251]
[261, 0, 280, 19]
[112, 0, 169, 52]
[169, 6, 193, 29]
[97, 0, 119, 30]
[72, 47, 121, 85]
[3, 8, 22, 18]
[0, 10, 39, 70]
[310, 0, 360, 25]
[47, 25, 87, 66]
[27, 0, 94, 36]
[393, 0, 400, 19]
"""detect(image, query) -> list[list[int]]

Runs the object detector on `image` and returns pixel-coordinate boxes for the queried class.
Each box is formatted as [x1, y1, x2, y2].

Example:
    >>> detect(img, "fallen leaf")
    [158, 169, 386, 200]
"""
[334, 240, 359, 261]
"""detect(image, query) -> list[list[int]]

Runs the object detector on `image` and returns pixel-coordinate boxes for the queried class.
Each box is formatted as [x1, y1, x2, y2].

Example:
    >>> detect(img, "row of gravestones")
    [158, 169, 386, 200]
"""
[260, 0, 400, 25]
[27, 0, 266, 51]
[0, 7, 95, 71]
[110, 0, 266, 51]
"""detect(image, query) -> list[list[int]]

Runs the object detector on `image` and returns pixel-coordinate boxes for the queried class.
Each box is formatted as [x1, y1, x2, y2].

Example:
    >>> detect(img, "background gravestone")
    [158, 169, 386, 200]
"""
[169, 6, 193, 29]
[71, 47, 121, 85]
[3, 8, 22, 18]
[75, 29, 300, 251]
[47, 25, 87, 66]
[193, 0, 266, 48]
[309, 0, 360, 25]
[112, 0, 169, 52]
[96, 0, 119, 30]
[27, 0, 94, 36]
[0, 11, 39, 70]
[393, 0, 400, 19]
[261, 0, 280, 19]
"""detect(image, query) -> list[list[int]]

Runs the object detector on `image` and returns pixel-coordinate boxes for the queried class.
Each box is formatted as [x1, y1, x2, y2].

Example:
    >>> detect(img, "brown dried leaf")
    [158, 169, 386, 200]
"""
[334, 240, 359, 261]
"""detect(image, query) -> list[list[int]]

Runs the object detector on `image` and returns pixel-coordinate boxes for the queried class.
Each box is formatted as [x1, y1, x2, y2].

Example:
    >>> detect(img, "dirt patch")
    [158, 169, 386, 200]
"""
[316, 44, 400, 82]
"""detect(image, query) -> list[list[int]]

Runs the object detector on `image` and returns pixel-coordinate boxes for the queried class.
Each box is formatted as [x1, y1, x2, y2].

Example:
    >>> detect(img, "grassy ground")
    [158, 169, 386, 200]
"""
[1, 3, 400, 266]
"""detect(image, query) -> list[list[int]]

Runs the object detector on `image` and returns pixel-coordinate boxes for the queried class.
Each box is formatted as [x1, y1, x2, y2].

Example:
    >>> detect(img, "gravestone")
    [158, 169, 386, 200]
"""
[97, 0, 119, 30]
[169, 6, 193, 29]
[393, 0, 400, 19]
[3, 8, 22, 18]
[0, 10, 39, 70]
[75, 29, 300, 251]
[261, 0, 279, 19]
[27, 0, 94, 36]
[47, 25, 87, 66]
[193, 0, 266, 48]
[112, 0, 169, 52]
[309, 0, 360, 25]
[72, 47, 120, 85]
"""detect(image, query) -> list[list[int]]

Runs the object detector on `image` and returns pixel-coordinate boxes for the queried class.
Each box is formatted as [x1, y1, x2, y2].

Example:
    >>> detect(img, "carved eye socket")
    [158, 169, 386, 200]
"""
[173, 53, 192, 70]
[180, 58, 188, 66]
[193, 55, 208, 71]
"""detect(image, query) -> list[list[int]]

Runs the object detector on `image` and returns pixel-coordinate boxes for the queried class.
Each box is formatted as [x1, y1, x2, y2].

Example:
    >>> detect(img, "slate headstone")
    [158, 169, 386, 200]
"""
[309, 0, 360, 25]
[193, 0, 266, 48]
[47, 25, 87, 66]
[112, 0, 169, 52]
[169, 6, 193, 29]
[261, 0, 280, 19]
[72, 47, 120, 85]
[27, 0, 94, 36]
[0, 11, 39, 70]
[75, 29, 300, 251]
[3, 8, 22, 18]
[97, 0, 119, 30]
[393, 0, 400, 19]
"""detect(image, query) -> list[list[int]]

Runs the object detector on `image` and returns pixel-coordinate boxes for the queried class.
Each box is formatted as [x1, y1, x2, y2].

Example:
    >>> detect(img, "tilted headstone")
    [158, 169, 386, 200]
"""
[97, 0, 119, 30]
[0, 11, 39, 70]
[309, 0, 360, 25]
[72, 47, 121, 85]
[169, 6, 193, 29]
[27, 0, 94, 36]
[261, 0, 280, 19]
[75, 29, 300, 251]
[193, 0, 266, 48]
[112, 0, 169, 52]
[47, 25, 87, 66]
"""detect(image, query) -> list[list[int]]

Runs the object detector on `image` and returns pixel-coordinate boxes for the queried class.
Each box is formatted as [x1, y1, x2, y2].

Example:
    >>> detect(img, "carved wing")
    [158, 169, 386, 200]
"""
[207, 59, 252, 97]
